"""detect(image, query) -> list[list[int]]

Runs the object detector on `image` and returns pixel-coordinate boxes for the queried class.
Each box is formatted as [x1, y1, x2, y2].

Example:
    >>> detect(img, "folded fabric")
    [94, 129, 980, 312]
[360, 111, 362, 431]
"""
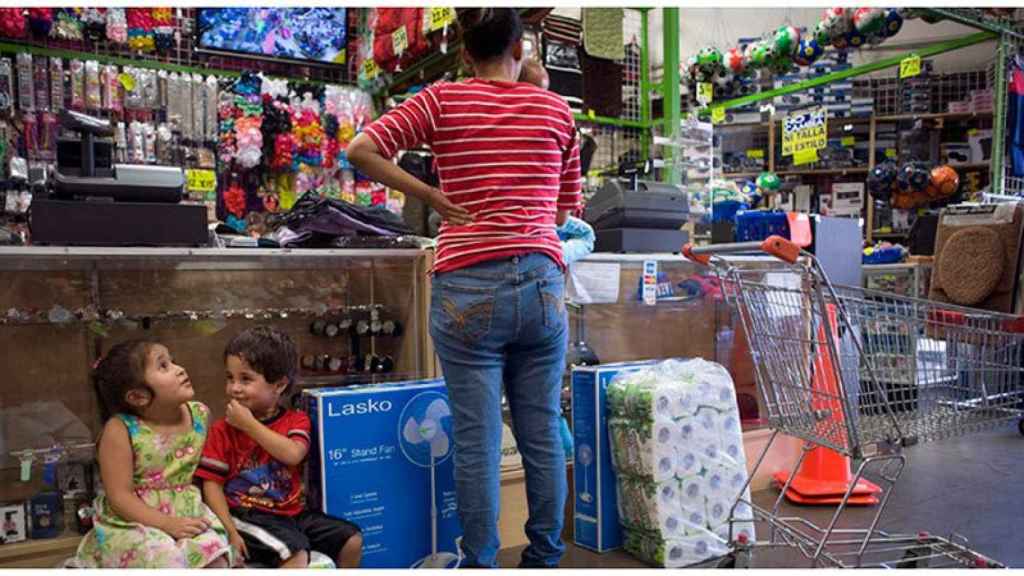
[273, 191, 412, 247]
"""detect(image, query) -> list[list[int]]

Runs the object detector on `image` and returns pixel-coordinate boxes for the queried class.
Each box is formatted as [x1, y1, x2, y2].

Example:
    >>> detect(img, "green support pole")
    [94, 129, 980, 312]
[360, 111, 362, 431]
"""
[641, 9, 652, 161]
[662, 7, 681, 185]
[992, 35, 1008, 194]
[703, 31, 996, 115]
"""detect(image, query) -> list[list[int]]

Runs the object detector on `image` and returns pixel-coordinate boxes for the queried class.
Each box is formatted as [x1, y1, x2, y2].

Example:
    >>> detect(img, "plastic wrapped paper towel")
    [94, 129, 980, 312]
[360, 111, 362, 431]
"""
[607, 358, 756, 568]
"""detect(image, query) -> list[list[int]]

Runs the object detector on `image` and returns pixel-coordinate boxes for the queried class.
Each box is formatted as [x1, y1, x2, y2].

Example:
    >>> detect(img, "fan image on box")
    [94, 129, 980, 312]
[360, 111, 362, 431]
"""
[399, 392, 461, 569]
[576, 443, 594, 504]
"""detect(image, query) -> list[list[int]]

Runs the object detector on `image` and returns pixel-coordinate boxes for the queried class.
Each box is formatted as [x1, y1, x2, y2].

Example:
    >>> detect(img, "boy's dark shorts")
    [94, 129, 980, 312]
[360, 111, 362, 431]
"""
[232, 508, 361, 567]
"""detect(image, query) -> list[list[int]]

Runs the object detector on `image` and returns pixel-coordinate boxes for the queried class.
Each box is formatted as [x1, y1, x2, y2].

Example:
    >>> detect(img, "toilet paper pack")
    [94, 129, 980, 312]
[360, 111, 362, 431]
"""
[607, 358, 756, 568]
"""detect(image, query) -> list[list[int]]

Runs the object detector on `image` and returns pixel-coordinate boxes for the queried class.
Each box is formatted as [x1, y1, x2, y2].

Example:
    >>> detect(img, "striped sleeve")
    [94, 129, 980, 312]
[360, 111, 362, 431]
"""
[195, 419, 231, 484]
[558, 125, 583, 211]
[362, 82, 443, 159]
[284, 410, 312, 448]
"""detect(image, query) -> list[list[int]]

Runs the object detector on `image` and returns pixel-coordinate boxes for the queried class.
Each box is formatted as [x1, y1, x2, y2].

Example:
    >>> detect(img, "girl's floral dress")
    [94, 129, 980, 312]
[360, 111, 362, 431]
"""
[75, 402, 233, 568]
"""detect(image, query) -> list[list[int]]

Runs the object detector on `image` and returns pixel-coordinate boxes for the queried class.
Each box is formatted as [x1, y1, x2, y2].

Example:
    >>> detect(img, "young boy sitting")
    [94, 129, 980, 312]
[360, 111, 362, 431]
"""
[197, 326, 362, 568]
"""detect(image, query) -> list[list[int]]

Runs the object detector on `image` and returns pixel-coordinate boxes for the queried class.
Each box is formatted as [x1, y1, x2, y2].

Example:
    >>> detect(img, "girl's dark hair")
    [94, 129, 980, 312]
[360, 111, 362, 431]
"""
[93, 339, 157, 421]
[224, 326, 298, 391]
[458, 8, 523, 62]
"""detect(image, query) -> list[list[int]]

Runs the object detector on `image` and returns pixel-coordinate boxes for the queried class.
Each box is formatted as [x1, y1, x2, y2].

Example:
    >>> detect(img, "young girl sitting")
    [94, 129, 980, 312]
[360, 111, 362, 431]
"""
[75, 339, 233, 568]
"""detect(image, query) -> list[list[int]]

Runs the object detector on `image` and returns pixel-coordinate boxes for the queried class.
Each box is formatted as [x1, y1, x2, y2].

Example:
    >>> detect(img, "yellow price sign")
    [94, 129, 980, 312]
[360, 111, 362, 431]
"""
[711, 106, 725, 125]
[746, 149, 764, 159]
[393, 26, 408, 54]
[841, 136, 855, 147]
[885, 148, 897, 159]
[362, 58, 379, 80]
[900, 54, 921, 79]
[697, 83, 713, 105]
[186, 169, 217, 194]
[793, 148, 819, 166]
[429, 7, 456, 31]
[587, 109, 597, 120]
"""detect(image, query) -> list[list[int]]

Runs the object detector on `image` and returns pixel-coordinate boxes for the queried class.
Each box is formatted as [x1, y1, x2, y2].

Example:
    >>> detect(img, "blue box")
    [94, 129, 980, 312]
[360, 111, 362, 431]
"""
[306, 379, 461, 568]
[571, 361, 656, 553]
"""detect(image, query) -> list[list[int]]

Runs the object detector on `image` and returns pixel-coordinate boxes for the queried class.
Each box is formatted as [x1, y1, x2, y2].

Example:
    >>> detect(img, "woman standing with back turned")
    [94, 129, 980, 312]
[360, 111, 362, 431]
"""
[346, 8, 581, 568]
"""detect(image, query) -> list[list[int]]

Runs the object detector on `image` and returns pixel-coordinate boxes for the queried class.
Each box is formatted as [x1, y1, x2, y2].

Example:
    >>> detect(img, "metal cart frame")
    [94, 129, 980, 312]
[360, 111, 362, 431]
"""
[684, 236, 1024, 568]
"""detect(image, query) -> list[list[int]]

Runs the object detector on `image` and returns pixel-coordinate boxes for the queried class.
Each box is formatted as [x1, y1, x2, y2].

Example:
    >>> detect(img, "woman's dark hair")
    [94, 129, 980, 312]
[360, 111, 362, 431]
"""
[224, 326, 298, 392]
[458, 8, 523, 62]
[93, 339, 157, 421]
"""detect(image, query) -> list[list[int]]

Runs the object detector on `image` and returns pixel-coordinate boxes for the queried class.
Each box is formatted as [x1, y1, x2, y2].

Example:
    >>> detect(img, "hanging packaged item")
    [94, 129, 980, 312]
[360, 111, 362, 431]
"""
[179, 74, 193, 140]
[128, 121, 145, 163]
[84, 60, 102, 111]
[122, 67, 143, 110]
[191, 74, 204, 143]
[52, 9, 84, 41]
[49, 57, 64, 112]
[22, 112, 38, 159]
[115, 121, 127, 162]
[165, 72, 182, 132]
[0, 58, 13, 116]
[143, 122, 157, 163]
[16, 53, 34, 112]
[0, 8, 28, 39]
[106, 8, 127, 44]
[32, 56, 49, 112]
[28, 8, 53, 37]
[101, 64, 121, 112]
[81, 8, 106, 42]
[157, 70, 169, 111]
[141, 69, 159, 110]
[69, 59, 85, 111]
[156, 123, 174, 164]
[0, 503, 27, 544]
[204, 76, 218, 142]
[38, 111, 59, 160]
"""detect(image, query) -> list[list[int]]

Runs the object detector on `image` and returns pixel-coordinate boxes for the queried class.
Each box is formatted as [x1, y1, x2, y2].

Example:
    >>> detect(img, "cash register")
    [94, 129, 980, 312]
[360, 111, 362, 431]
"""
[583, 164, 690, 253]
[30, 110, 208, 246]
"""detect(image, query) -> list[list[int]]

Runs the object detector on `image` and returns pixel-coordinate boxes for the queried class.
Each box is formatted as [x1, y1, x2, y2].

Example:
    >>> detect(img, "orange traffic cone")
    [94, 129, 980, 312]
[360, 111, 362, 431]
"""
[772, 303, 882, 506]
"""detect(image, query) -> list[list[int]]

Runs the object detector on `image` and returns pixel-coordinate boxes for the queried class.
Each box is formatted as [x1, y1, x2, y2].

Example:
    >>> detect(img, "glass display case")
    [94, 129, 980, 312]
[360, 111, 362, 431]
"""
[0, 246, 433, 555]
[862, 261, 933, 299]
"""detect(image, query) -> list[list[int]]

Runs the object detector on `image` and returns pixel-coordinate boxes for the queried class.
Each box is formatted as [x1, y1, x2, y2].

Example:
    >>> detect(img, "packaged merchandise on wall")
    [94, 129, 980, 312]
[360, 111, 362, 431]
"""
[16, 52, 33, 111]
[0, 58, 13, 116]
[49, 57, 63, 112]
[305, 379, 461, 568]
[0, 503, 27, 544]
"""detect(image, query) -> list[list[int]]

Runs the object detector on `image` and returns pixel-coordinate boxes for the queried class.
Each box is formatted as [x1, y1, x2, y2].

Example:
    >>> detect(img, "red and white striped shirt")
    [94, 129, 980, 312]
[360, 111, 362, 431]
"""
[362, 78, 582, 274]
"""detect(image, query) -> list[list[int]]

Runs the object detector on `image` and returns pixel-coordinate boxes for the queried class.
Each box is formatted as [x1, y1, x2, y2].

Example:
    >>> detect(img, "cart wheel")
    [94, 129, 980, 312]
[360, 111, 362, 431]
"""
[714, 555, 736, 569]
[734, 549, 753, 569]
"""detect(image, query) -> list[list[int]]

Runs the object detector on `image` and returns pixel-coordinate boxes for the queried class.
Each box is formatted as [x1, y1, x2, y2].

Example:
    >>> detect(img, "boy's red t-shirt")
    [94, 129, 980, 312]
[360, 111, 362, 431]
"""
[196, 408, 311, 517]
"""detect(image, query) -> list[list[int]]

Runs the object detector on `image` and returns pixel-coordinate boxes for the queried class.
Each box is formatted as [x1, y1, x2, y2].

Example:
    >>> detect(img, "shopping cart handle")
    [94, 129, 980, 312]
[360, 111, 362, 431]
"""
[682, 235, 802, 265]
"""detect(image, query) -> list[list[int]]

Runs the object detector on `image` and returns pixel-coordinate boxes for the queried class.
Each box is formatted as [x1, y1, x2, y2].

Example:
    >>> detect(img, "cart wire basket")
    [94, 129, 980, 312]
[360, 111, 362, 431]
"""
[683, 236, 1024, 568]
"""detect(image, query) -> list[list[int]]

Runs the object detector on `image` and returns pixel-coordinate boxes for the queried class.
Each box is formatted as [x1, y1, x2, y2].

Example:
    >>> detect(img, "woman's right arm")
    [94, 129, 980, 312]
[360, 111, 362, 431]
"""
[98, 418, 208, 538]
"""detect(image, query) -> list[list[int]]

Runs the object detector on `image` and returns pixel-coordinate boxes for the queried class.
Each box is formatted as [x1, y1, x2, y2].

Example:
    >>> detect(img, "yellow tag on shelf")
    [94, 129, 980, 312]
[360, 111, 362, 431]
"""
[711, 106, 725, 124]
[429, 7, 456, 31]
[393, 26, 408, 54]
[900, 54, 922, 79]
[885, 148, 897, 159]
[186, 169, 216, 194]
[841, 136, 855, 147]
[697, 83, 713, 105]
[362, 58, 379, 80]
[332, 49, 346, 65]
[968, 128, 978, 136]
[746, 149, 764, 159]
[587, 109, 596, 120]
[793, 147, 819, 166]
[118, 73, 136, 91]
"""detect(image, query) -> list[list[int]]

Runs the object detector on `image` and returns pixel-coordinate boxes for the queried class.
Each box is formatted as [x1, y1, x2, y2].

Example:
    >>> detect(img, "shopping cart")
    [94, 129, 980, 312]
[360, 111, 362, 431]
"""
[683, 236, 1024, 569]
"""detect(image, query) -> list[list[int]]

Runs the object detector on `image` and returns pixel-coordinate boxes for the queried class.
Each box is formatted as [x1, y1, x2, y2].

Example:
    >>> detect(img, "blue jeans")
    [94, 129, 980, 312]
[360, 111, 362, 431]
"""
[430, 253, 568, 568]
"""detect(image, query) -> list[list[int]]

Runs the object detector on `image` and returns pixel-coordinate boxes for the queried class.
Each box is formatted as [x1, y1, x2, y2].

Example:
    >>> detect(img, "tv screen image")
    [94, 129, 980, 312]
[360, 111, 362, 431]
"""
[197, 8, 348, 65]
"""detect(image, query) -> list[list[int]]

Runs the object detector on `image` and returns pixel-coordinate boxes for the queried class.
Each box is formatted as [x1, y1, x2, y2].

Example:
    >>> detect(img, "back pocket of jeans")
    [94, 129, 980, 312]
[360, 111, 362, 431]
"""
[432, 282, 496, 344]
[538, 275, 565, 329]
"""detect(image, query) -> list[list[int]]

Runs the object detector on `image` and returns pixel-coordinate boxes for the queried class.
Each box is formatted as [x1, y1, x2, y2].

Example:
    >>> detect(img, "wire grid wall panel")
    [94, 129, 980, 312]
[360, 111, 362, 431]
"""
[0, 8, 356, 84]
[725, 268, 1024, 457]
[577, 12, 644, 177]
[853, 66, 991, 117]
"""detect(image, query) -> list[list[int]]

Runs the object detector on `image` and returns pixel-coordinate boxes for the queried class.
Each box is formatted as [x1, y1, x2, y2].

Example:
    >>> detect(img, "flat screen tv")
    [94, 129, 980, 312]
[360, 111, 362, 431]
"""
[196, 8, 348, 66]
